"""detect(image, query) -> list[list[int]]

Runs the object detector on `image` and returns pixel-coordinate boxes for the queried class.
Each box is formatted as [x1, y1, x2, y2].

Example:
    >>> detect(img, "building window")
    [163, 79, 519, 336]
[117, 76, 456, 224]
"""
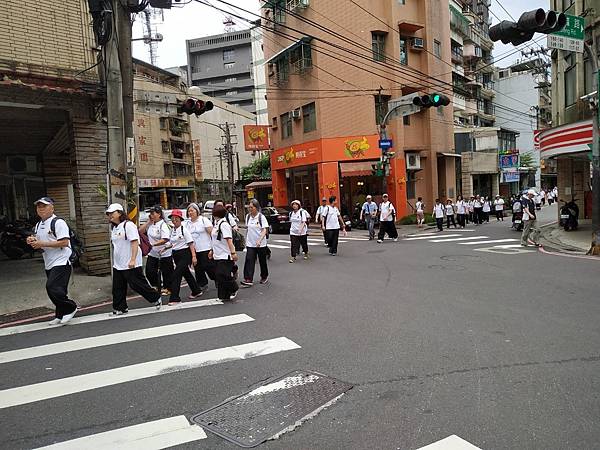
[272, 116, 278, 128]
[224, 62, 235, 69]
[403, 115, 410, 126]
[433, 39, 441, 58]
[223, 49, 235, 62]
[371, 32, 386, 62]
[281, 112, 292, 139]
[161, 141, 169, 153]
[399, 36, 408, 65]
[164, 164, 172, 178]
[159, 117, 167, 129]
[374, 95, 390, 124]
[226, 90, 238, 96]
[565, 54, 576, 106]
[225, 77, 237, 82]
[584, 57, 593, 95]
[398, 0, 405, 4]
[302, 102, 316, 133]
[406, 170, 416, 199]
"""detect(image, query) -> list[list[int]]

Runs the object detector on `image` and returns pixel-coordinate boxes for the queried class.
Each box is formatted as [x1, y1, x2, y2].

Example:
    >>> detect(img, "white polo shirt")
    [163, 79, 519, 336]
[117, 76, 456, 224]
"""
[186, 217, 212, 252]
[212, 218, 233, 260]
[380, 201, 395, 222]
[494, 199, 505, 211]
[289, 209, 310, 236]
[169, 224, 194, 251]
[322, 205, 341, 230]
[433, 204, 445, 218]
[35, 215, 72, 270]
[111, 220, 142, 270]
[147, 220, 172, 258]
[456, 200, 466, 214]
[246, 213, 268, 248]
[445, 204, 455, 215]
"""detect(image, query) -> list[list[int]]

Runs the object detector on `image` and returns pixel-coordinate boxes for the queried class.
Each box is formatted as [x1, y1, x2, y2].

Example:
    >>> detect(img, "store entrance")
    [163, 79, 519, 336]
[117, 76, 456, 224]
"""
[287, 166, 318, 216]
[340, 175, 383, 218]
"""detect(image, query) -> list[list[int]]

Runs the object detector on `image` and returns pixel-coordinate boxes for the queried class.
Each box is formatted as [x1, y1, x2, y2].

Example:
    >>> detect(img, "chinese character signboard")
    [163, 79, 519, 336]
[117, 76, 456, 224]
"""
[502, 170, 520, 183]
[548, 14, 584, 53]
[244, 125, 270, 151]
[499, 148, 519, 169]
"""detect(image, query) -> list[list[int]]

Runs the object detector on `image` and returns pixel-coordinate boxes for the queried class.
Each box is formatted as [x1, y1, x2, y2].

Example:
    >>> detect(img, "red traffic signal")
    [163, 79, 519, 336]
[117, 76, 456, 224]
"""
[179, 98, 214, 116]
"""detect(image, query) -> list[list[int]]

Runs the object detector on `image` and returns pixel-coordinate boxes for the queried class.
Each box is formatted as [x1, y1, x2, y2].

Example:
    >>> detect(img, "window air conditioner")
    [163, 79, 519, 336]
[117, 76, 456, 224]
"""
[406, 153, 421, 170]
[291, 109, 301, 119]
[410, 38, 424, 50]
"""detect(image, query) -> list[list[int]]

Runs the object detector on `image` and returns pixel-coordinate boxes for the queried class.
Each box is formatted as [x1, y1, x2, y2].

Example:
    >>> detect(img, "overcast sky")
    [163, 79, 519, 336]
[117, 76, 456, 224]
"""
[131, 0, 549, 70]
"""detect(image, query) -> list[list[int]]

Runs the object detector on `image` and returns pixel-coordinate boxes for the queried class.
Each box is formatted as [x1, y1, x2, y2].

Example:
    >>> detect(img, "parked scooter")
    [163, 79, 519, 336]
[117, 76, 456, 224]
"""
[559, 198, 579, 231]
[0, 219, 36, 259]
[511, 198, 523, 231]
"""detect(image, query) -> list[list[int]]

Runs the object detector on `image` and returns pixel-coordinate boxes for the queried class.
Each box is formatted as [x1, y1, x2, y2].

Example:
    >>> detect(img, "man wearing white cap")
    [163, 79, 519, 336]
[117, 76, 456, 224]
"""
[521, 189, 541, 247]
[360, 195, 378, 240]
[27, 197, 78, 325]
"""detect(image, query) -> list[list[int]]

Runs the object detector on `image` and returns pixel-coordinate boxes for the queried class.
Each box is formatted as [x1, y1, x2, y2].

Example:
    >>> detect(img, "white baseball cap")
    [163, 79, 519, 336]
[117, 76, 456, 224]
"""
[527, 189, 536, 196]
[106, 203, 125, 213]
[366, 195, 372, 199]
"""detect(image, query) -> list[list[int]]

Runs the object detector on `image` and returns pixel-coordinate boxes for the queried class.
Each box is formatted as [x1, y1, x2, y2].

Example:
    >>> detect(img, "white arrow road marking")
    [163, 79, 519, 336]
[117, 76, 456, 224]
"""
[429, 236, 490, 243]
[35, 415, 207, 449]
[0, 314, 254, 364]
[0, 298, 224, 337]
[0, 337, 301, 410]
[404, 234, 462, 241]
[404, 233, 439, 238]
[458, 238, 518, 245]
[475, 245, 534, 254]
[416, 434, 481, 449]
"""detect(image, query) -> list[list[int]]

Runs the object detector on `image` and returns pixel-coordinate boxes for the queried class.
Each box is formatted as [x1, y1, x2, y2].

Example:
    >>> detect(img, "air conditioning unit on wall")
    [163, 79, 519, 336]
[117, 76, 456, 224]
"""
[290, 109, 301, 119]
[410, 38, 424, 50]
[406, 153, 421, 170]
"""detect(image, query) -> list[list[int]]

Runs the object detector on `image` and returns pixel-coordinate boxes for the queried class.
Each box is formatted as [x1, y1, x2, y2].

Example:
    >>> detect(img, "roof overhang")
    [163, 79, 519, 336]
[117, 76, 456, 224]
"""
[438, 152, 462, 158]
[398, 20, 424, 33]
[265, 37, 312, 65]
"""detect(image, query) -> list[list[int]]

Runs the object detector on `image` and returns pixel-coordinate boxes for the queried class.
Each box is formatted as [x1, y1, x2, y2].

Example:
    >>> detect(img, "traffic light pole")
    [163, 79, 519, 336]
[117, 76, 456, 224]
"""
[584, 42, 600, 236]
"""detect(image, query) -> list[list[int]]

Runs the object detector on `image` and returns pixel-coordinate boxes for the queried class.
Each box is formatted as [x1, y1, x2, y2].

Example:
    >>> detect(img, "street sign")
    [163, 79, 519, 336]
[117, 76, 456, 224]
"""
[548, 13, 584, 53]
[379, 139, 393, 150]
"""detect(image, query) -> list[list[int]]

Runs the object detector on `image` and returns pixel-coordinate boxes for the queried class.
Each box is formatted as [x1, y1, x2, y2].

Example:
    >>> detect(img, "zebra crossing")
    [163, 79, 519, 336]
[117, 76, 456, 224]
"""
[403, 229, 535, 255]
[243, 234, 369, 251]
[0, 299, 302, 448]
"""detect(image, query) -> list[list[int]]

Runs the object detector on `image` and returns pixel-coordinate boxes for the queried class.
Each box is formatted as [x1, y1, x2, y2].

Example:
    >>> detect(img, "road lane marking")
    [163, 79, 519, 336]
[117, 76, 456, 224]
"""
[417, 434, 481, 449]
[429, 236, 489, 242]
[0, 337, 301, 410]
[0, 299, 224, 337]
[35, 415, 207, 449]
[404, 234, 462, 241]
[0, 314, 254, 364]
[458, 238, 518, 245]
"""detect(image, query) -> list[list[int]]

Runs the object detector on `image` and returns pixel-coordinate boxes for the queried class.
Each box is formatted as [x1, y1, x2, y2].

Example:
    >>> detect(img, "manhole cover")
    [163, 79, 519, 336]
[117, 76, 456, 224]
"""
[439, 255, 481, 262]
[191, 370, 353, 447]
[427, 264, 467, 271]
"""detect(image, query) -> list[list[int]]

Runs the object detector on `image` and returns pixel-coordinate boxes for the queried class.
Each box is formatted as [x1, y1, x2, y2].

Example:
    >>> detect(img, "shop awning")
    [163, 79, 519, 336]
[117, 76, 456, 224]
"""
[438, 152, 462, 158]
[340, 161, 376, 177]
[245, 180, 273, 190]
[166, 188, 195, 191]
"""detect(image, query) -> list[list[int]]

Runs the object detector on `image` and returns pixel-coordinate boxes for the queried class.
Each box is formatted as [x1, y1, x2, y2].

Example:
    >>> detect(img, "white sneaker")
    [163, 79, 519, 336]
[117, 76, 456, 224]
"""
[109, 309, 128, 317]
[153, 300, 162, 310]
[377, 239, 383, 243]
[48, 318, 61, 326]
[60, 309, 77, 324]
[393, 238, 398, 242]
[230, 291, 238, 300]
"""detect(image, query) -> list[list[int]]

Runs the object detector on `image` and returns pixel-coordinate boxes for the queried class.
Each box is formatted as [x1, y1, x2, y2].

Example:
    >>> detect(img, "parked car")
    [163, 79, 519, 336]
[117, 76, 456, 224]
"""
[202, 200, 215, 219]
[261, 206, 291, 234]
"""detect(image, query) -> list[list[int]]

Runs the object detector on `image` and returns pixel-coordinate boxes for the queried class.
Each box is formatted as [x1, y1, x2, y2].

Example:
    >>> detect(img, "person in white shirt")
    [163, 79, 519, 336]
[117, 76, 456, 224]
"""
[433, 199, 445, 231]
[482, 196, 491, 223]
[377, 193, 398, 243]
[321, 195, 347, 255]
[445, 199, 457, 228]
[163, 209, 202, 305]
[209, 204, 239, 300]
[455, 195, 467, 228]
[547, 188, 555, 205]
[27, 197, 78, 325]
[241, 199, 270, 286]
[139, 205, 173, 296]
[540, 189, 546, 206]
[315, 197, 329, 246]
[473, 195, 483, 225]
[106, 203, 161, 315]
[415, 197, 425, 228]
[360, 195, 378, 239]
[186, 203, 214, 291]
[494, 195, 505, 221]
[467, 196, 475, 224]
[289, 199, 310, 262]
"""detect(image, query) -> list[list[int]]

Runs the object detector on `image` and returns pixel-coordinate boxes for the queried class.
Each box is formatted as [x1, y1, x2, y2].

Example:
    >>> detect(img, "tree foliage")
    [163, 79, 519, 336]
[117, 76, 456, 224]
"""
[519, 153, 537, 168]
[241, 153, 271, 181]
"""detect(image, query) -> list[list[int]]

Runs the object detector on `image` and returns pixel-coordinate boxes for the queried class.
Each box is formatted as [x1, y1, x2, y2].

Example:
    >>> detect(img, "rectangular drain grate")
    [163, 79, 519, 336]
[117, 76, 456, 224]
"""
[191, 370, 353, 448]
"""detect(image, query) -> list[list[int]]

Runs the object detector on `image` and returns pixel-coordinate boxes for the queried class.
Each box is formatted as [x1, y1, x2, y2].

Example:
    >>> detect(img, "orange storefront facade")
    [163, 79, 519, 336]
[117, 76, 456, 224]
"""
[270, 134, 407, 218]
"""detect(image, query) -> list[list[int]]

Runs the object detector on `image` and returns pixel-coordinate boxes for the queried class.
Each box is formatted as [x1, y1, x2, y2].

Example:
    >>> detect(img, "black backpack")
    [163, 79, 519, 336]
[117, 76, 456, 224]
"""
[217, 219, 246, 251]
[38, 217, 84, 265]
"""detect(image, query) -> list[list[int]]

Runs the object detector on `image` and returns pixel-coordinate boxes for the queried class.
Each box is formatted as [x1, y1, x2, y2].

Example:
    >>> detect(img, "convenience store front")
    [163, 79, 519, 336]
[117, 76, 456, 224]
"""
[270, 134, 408, 218]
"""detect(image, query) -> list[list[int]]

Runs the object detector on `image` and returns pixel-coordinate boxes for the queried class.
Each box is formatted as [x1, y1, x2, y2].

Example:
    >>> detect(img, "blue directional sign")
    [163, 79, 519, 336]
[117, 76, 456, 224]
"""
[379, 139, 393, 150]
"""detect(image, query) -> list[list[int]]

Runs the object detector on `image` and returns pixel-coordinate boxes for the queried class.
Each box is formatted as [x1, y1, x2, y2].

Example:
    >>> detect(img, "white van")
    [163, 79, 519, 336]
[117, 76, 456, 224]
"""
[202, 200, 215, 218]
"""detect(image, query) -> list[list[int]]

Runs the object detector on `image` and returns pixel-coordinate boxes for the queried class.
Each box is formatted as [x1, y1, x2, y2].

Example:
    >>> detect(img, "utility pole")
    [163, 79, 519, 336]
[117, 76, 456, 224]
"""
[584, 41, 600, 236]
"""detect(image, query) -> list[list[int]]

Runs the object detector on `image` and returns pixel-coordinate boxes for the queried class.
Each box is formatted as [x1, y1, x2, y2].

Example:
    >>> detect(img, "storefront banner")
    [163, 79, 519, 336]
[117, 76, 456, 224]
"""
[243, 125, 270, 151]
[138, 178, 191, 188]
[502, 170, 520, 183]
[499, 154, 519, 169]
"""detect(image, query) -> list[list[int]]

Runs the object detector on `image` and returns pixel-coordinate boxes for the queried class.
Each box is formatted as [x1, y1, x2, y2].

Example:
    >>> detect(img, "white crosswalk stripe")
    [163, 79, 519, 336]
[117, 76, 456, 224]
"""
[429, 236, 490, 243]
[458, 238, 518, 245]
[404, 234, 462, 241]
[403, 232, 533, 256]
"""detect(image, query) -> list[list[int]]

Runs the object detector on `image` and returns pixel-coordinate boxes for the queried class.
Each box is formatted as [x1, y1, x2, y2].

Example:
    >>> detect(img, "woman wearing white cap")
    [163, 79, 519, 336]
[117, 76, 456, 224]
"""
[289, 199, 310, 263]
[164, 209, 203, 305]
[186, 202, 214, 291]
[106, 203, 161, 315]
[139, 205, 173, 295]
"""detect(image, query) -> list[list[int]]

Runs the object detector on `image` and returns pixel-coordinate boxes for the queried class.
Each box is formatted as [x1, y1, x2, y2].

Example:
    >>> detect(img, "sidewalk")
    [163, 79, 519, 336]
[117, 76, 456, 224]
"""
[537, 204, 592, 255]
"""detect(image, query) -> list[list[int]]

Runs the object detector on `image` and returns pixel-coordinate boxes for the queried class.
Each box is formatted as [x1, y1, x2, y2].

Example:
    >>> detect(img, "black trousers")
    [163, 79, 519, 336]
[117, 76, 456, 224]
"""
[436, 217, 444, 231]
[457, 213, 466, 228]
[378, 221, 398, 240]
[322, 228, 328, 245]
[45, 265, 77, 319]
[215, 259, 238, 300]
[243, 247, 269, 281]
[326, 229, 340, 254]
[290, 235, 308, 257]
[483, 210, 490, 222]
[112, 267, 160, 312]
[446, 214, 457, 228]
[495, 210, 504, 221]
[145, 255, 174, 291]
[474, 207, 483, 224]
[193, 250, 215, 288]
[170, 248, 201, 302]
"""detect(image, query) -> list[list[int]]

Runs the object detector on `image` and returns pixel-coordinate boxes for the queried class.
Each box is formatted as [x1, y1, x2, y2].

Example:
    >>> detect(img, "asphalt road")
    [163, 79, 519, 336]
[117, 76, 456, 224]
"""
[1, 215, 599, 450]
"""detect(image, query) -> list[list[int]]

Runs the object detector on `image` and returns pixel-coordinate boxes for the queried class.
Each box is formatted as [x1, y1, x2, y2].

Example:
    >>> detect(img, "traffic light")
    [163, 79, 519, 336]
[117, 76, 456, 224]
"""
[371, 161, 384, 177]
[489, 9, 566, 46]
[178, 98, 214, 116]
[412, 93, 450, 108]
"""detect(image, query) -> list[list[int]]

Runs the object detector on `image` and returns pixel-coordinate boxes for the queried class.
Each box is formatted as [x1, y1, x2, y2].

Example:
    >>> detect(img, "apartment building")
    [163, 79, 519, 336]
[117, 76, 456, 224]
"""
[262, 0, 456, 217]
[186, 30, 256, 113]
[0, 0, 109, 274]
